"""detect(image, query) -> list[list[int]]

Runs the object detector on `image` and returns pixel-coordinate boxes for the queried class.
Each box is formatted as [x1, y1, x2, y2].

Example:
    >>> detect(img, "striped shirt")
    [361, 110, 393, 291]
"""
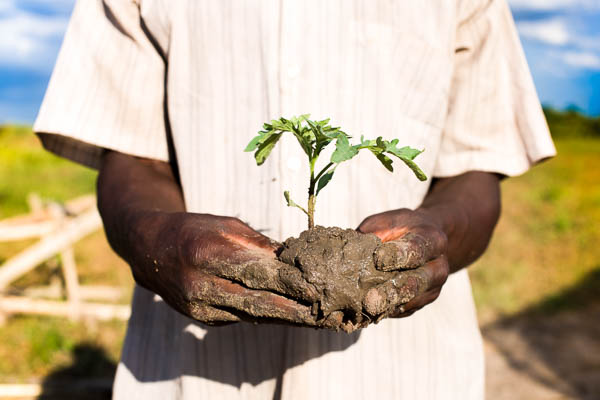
[35, 0, 556, 398]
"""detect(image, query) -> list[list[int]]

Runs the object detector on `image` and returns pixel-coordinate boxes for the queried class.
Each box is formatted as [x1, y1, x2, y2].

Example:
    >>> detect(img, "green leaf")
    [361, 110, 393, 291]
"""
[374, 152, 394, 172]
[316, 168, 336, 195]
[291, 132, 312, 157]
[270, 119, 286, 130]
[305, 119, 318, 131]
[378, 139, 427, 180]
[244, 129, 274, 152]
[284, 191, 308, 214]
[283, 190, 294, 206]
[396, 157, 427, 181]
[386, 144, 423, 160]
[244, 134, 263, 152]
[323, 129, 344, 140]
[331, 135, 359, 163]
[255, 133, 282, 165]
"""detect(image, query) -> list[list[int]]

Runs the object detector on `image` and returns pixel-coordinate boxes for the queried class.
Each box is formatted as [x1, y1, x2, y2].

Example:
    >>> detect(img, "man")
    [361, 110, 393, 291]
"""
[35, 0, 555, 398]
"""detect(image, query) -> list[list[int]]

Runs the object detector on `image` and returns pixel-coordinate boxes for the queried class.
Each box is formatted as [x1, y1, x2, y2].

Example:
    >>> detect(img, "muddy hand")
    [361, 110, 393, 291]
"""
[357, 208, 449, 318]
[135, 213, 319, 326]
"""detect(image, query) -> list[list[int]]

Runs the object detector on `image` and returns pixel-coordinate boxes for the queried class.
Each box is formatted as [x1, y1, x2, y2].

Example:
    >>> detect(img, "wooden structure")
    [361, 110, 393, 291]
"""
[0, 194, 130, 323]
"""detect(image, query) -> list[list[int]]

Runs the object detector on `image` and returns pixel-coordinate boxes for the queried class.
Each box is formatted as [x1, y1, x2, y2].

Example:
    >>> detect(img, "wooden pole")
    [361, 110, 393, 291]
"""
[0, 383, 41, 398]
[0, 296, 130, 320]
[0, 210, 102, 290]
[24, 285, 125, 301]
[60, 246, 82, 320]
[0, 220, 58, 241]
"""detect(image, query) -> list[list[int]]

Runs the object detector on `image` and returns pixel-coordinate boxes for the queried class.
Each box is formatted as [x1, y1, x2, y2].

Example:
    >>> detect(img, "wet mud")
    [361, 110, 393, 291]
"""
[278, 226, 416, 332]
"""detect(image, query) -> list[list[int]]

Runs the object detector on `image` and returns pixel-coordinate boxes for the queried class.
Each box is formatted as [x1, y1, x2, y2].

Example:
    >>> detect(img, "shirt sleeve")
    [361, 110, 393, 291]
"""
[433, 0, 556, 178]
[33, 0, 168, 170]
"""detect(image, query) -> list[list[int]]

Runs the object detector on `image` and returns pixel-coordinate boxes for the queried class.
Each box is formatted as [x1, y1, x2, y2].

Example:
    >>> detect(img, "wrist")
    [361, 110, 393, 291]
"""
[106, 207, 170, 269]
[416, 202, 468, 242]
[124, 210, 190, 295]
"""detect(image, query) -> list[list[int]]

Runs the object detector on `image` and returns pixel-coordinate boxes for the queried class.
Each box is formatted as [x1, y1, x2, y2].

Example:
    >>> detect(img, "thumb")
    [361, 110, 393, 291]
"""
[224, 231, 281, 254]
[357, 218, 410, 242]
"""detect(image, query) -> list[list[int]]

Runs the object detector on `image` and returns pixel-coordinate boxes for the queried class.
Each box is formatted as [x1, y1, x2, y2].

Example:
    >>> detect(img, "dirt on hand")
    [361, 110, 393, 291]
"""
[278, 226, 419, 333]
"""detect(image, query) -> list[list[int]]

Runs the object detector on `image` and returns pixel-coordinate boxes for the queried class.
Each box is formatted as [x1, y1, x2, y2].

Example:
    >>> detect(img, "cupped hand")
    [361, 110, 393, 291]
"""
[357, 208, 449, 318]
[129, 212, 320, 326]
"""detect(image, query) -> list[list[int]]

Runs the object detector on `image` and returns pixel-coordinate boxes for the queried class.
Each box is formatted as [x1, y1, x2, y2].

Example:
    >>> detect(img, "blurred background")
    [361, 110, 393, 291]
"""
[0, 0, 598, 399]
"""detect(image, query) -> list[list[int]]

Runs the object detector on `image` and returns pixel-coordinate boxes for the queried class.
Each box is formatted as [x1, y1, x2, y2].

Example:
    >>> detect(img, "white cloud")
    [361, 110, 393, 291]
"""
[517, 18, 570, 45]
[509, 0, 599, 10]
[0, 0, 15, 14]
[515, 16, 600, 71]
[0, 8, 69, 70]
[563, 51, 600, 69]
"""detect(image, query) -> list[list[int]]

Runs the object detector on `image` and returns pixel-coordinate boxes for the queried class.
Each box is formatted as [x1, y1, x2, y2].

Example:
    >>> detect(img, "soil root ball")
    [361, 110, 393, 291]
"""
[278, 226, 412, 332]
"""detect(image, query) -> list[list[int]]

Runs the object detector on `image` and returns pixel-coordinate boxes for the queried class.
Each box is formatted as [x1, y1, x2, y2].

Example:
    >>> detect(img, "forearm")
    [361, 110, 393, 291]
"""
[417, 171, 501, 273]
[97, 150, 185, 264]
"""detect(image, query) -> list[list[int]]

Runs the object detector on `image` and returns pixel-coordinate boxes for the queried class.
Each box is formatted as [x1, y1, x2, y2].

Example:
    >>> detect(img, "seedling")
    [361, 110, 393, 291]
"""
[245, 115, 427, 229]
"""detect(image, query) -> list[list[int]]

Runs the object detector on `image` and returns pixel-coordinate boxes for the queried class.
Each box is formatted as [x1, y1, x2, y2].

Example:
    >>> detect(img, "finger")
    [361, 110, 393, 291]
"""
[188, 272, 318, 326]
[362, 269, 428, 317]
[357, 210, 411, 239]
[363, 256, 448, 317]
[374, 230, 446, 271]
[223, 231, 280, 255]
[151, 288, 241, 325]
[186, 301, 241, 324]
[388, 288, 441, 318]
[220, 218, 281, 253]
[403, 288, 441, 313]
[359, 224, 410, 243]
[202, 256, 320, 303]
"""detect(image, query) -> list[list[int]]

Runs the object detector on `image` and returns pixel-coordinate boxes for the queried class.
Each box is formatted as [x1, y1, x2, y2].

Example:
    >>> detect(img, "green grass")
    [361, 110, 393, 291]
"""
[0, 125, 96, 219]
[0, 315, 125, 381]
[469, 138, 600, 321]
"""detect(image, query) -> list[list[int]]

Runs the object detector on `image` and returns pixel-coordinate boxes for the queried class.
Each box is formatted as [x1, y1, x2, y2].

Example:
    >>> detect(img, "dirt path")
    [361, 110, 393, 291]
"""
[483, 303, 600, 400]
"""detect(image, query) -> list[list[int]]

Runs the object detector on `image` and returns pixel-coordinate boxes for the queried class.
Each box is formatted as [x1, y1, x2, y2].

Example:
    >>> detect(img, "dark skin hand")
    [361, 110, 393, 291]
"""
[97, 151, 320, 326]
[358, 171, 501, 318]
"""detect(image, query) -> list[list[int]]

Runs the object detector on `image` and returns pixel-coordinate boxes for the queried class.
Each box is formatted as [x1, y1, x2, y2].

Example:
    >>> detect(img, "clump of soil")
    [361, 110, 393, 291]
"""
[278, 226, 413, 332]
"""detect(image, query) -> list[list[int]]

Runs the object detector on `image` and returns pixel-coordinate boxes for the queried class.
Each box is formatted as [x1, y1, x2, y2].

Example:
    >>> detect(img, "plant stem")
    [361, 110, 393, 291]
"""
[307, 157, 317, 229]
[307, 194, 315, 229]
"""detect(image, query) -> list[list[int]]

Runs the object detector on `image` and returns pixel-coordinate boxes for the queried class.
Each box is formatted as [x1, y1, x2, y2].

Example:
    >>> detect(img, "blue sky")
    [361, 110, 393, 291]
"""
[0, 0, 599, 124]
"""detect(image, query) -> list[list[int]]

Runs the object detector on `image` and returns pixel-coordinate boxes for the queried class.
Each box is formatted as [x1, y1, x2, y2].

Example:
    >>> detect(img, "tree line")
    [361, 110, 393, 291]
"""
[544, 107, 600, 138]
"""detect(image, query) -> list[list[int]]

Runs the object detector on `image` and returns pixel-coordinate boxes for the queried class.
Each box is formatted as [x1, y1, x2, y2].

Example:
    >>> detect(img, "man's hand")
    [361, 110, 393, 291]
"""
[357, 171, 501, 318]
[98, 151, 318, 326]
[128, 212, 320, 325]
[358, 209, 449, 318]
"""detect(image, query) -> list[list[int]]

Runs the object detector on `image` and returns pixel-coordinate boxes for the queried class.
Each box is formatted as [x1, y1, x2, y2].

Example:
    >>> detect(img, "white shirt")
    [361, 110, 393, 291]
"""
[35, 0, 555, 398]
